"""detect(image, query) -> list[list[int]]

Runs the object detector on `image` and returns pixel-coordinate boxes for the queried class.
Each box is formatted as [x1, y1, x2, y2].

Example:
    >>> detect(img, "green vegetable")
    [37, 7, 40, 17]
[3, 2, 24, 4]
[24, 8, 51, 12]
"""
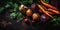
[0, 7, 5, 13]
[44, 0, 49, 3]
[10, 12, 17, 19]
[17, 12, 25, 21]
[13, 3, 18, 11]
[18, 0, 33, 4]
[5, 4, 10, 8]
[17, 12, 23, 18]
[51, 16, 60, 26]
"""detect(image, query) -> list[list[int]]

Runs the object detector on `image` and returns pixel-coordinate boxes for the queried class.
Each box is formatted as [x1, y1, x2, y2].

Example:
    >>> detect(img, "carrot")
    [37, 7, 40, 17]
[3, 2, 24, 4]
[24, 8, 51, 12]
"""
[38, 10, 43, 13]
[46, 11, 53, 14]
[42, 6, 47, 11]
[37, 4, 54, 18]
[40, 0, 58, 10]
[42, 6, 53, 14]
[48, 8, 60, 14]
[38, 9, 53, 14]
[43, 5, 60, 14]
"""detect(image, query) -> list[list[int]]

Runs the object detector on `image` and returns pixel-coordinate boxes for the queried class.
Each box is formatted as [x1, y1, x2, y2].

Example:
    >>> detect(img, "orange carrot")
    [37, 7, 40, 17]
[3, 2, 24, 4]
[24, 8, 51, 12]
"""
[42, 6, 53, 14]
[40, 0, 58, 10]
[48, 8, 60, 14]
[37, 4, 54, 18]
[46, 11, 53, 14]
[38, 10, 43, 13]
[38, 9, 53, 14]
[43, 6, 60, 14]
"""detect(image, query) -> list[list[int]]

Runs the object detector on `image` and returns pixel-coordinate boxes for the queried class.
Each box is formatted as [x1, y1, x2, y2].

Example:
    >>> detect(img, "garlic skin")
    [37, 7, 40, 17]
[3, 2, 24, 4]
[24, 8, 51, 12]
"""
[19, 4, 28, 11]
[19, 4, 28, 13]
[19, 4, 24, 11]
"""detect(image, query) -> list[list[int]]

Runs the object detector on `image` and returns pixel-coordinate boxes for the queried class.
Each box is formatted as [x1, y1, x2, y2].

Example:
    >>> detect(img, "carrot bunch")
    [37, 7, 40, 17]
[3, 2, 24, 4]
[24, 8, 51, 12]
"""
[37, 4, 54, 18]
[37, 0, 60, 18]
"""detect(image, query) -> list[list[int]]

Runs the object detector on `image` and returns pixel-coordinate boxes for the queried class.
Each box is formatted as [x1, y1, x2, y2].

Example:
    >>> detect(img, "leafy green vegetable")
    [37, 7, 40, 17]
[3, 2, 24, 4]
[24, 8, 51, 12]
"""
[13, 3, 18, 11]
[17, 12, 23, 18]
[10, 12, 17, 19]
[0, 7, 5, 13]
[5, 4, 10, 8]
[51, 16, 60, 26]
[44, 0, 49, 3]
[17, 12, 25, 21]
[18, 0, 33, 4]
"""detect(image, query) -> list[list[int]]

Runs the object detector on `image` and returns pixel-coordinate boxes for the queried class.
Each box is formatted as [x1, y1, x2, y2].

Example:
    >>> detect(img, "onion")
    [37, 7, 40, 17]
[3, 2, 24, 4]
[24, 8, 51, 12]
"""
[32, 13, 40, 20]
[40, 14, 50, 22]
[26, 9, 33, 16]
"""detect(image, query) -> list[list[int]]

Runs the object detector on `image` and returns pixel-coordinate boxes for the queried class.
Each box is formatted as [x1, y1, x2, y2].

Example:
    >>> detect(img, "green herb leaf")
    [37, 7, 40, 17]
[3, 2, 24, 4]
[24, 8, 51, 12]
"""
[0, 7, 5, 13]
[10, 12, 17, 19]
